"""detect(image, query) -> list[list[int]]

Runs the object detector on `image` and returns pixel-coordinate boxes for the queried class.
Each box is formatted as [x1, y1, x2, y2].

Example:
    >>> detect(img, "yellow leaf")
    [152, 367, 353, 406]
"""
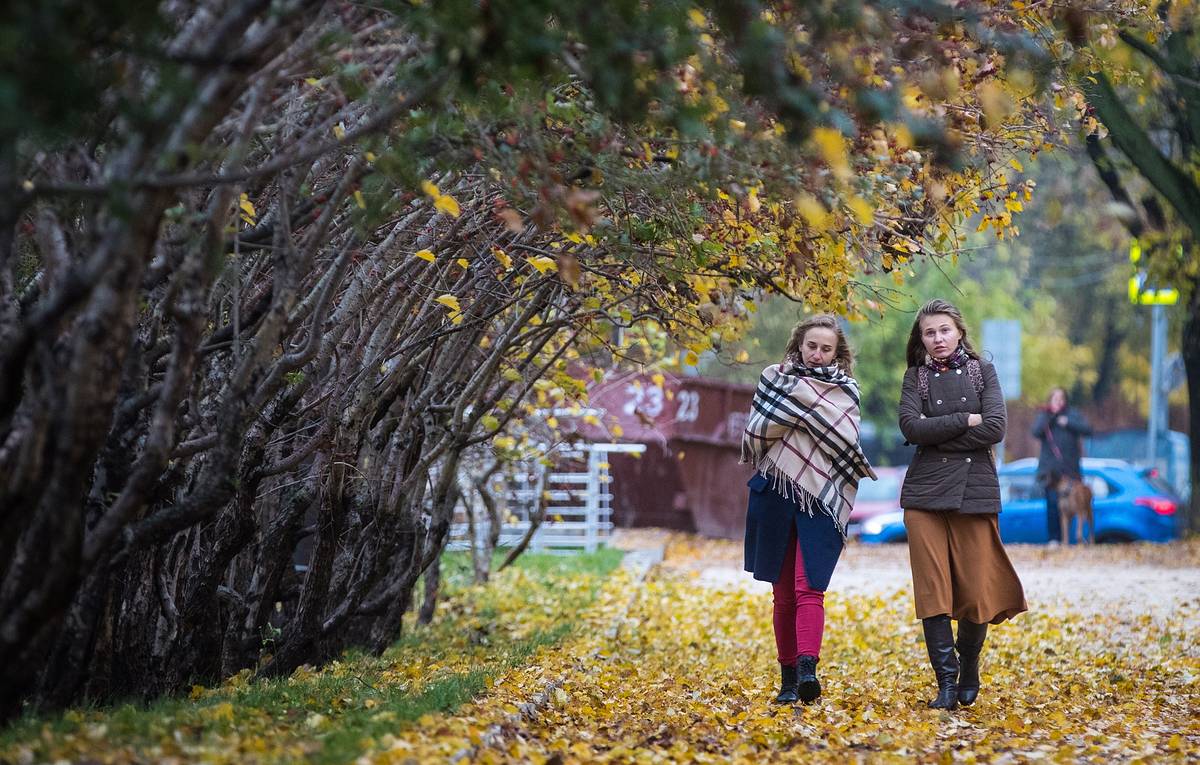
[493, 435, 516, 450]
[354, 190, 366, 210]
[421, 180, 440, 199]
[794, 193, 830, 230]
[583, 414, 600, 426]
[610, 423, 624, 438]
[365, 151, 376, 162]
[435, 294, 461, 312]
[457, 258, 470, 268]
[684, 351, 699, 366]
[332, 123, 346, 140]
[304, 77, 323, 89]
[746, 186, 760, 213]
[735, 349, 750, 363]
[414, 249, 436, 263]
[492, 247, 513, 269]
[811, 127, 851, 180]
[434, 194, 461, 217]
[481, 414, 500, 431]
[526, 255, 556, 274]
[977, 81, 1016, 126]
[847, 196, 875, 225]
[1009, 157, 1024, 172]
[239, 194, 256, 220]
[651, 373, 665, 389]
[687, 8, 706, 26]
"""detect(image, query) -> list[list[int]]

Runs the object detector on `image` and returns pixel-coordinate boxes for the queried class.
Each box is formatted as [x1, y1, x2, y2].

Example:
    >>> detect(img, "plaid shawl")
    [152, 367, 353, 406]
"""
[741, 360, 877, 538]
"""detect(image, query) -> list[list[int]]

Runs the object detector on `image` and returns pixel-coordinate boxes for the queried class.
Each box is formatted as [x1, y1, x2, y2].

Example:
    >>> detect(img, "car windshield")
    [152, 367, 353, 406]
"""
[857, 474, 901, 501]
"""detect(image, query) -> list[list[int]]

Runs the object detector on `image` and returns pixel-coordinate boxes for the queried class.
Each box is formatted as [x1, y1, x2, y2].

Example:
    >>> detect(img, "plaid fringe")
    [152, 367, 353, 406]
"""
[749, 453, 849, 539]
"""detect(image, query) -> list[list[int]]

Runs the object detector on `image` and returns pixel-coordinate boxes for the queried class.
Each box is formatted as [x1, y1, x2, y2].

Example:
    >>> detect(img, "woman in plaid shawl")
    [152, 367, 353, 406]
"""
[741, 315, 876, 704]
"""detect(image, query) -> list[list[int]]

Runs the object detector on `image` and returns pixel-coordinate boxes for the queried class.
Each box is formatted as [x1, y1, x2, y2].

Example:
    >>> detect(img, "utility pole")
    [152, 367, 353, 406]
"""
[1128, 239, 1178, 466]
[1147, 304, 1167, 464]
[982, 319, 1021, 466]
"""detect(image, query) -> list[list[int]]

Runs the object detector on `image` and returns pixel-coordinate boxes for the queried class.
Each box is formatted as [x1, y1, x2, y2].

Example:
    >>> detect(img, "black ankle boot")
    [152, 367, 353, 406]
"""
[796, 655, 821, 703]
[956, 620, 988, 706]
[922, 615, 959, 710]
[774, 663, 799, 704]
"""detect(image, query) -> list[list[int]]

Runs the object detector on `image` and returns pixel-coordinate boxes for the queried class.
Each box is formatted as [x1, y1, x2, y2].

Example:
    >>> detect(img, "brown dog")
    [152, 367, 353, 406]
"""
[1056, 475, 1094, 545]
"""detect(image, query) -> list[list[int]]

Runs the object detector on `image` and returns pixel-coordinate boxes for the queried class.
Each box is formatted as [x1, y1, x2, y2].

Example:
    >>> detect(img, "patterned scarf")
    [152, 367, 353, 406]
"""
[741, 359, 877, 539]
[925, 345, 971, 372]
[918, 345, 984, 401]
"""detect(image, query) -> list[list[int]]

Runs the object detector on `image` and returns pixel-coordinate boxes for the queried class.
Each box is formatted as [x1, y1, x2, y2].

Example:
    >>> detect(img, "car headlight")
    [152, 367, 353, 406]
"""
[863, 511, 904, 537]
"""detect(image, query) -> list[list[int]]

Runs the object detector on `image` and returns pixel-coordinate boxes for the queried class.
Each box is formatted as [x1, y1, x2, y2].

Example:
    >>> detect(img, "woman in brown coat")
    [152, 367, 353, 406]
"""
[898, 299, 1027, 710]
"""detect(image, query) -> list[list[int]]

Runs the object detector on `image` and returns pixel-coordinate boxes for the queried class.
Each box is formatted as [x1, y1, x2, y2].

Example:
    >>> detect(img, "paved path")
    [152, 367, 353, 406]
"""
[615, 529, 1200, 625]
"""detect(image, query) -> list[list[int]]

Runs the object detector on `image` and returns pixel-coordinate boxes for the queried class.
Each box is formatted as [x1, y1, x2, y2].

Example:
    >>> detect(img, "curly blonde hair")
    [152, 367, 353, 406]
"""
[783, 314, 853, 375]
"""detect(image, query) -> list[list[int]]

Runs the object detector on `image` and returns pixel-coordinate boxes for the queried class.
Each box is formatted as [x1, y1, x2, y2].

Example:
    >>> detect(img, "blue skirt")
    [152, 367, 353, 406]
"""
[743, 473, 844, 591]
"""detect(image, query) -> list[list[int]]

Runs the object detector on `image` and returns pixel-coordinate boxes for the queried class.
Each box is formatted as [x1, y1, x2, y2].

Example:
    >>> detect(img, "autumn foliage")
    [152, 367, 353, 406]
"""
[0, 0, 1158, 719]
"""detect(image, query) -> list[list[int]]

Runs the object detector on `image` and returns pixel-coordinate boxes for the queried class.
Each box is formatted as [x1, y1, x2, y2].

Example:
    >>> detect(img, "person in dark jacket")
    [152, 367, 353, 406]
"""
[1031, 387, 1093, 541]
[898, 299, 1027, 710]
[741, 315, 875, 705]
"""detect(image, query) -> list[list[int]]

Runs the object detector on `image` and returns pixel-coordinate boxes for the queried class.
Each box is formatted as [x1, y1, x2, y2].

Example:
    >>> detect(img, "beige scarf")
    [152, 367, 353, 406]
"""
[741, 361, 877, 537]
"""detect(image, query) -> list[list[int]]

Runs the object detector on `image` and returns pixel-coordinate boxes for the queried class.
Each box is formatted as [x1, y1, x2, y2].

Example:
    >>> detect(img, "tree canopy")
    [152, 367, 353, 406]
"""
[0, 0, 1165, 717]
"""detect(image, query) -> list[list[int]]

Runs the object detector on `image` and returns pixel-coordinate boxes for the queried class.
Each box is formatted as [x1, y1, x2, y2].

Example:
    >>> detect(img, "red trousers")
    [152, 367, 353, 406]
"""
[772, 530, 826, 664]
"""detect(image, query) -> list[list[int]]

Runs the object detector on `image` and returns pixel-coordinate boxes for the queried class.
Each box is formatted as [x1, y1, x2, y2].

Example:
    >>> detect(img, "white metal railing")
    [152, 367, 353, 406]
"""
[448, 442, 645, 554]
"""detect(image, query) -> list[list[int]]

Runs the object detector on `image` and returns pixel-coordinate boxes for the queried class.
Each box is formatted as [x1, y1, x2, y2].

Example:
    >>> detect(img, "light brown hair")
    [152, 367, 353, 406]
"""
[784, 314, 854, 376]
[905, 298, 981, 368]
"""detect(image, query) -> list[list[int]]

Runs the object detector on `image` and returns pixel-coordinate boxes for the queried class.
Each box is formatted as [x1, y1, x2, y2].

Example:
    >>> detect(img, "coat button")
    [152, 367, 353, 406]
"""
[941, 457, 947, 462]
[934, 373, 940, 377]
[956, 369, 962, 375]
[936, 399, 942, 404]
[961, 397, 967, 401]
[965, 457, 972, 463]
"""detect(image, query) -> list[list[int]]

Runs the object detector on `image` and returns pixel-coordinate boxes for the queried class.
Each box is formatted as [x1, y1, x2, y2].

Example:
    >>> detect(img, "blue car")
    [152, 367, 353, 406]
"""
[859, 457, 1182, 544]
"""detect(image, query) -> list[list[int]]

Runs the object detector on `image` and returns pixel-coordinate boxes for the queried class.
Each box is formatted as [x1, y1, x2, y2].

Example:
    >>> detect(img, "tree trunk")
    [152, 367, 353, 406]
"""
[417, 547, 443, 626]
[1181, 287, 1200, 533]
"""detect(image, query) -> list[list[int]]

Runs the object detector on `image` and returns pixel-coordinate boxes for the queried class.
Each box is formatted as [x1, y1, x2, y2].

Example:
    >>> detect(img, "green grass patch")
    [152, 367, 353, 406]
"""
[0, 546, 624, 764]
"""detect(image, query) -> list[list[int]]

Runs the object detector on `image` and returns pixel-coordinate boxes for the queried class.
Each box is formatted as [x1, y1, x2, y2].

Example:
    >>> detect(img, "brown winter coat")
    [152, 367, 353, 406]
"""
[898, 360, 1006, 513]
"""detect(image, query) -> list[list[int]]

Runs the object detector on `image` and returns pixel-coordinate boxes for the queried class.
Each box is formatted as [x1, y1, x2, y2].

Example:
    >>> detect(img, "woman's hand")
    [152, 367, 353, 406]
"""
[967, 413, 983, 427]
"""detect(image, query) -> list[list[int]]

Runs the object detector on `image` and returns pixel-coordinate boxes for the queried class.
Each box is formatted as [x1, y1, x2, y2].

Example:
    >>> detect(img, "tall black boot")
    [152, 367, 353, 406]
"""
[774, 663, 799, 704]
[796, 655, 821, 703]
[922, 615, 959, 710]
[956, 620, 988, 706]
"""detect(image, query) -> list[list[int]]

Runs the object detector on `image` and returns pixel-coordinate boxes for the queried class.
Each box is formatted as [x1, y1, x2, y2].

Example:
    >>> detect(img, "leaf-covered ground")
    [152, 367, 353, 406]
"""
[361, 535, 1199, 764]
[0, 549, 625, 765]
[3, 538, 1198, 764]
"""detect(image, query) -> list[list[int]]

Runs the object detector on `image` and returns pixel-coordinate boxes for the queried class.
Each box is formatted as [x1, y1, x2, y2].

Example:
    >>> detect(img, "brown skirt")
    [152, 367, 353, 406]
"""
[904, 509, 1027, 624]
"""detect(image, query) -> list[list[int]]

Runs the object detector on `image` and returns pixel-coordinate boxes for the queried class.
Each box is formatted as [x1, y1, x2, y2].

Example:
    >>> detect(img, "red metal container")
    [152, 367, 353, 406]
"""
[578, 371, 756, 539]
